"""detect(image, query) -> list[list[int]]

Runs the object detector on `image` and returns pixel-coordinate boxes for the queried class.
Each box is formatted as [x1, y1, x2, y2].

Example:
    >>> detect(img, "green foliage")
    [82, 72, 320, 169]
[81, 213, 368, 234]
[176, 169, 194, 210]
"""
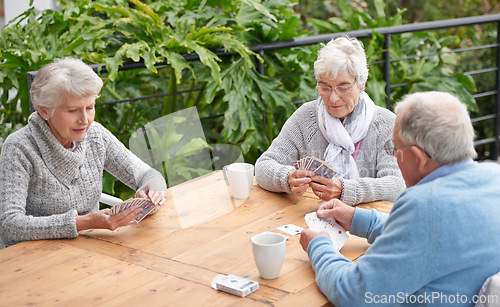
[383, 0, 500, 23]
[0, 0, 303, 198]
[306, 0, 478, 111]
[0, 0, 298, 154]
[127, 107, 213, 187]
[0, 0, 494, 196]
[299, 0, 498, 159]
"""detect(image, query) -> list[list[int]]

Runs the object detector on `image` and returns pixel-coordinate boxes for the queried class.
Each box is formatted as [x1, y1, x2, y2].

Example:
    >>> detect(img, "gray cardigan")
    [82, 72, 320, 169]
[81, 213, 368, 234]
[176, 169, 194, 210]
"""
[0, 112, 166, 246]
[255, 98, 406, 205]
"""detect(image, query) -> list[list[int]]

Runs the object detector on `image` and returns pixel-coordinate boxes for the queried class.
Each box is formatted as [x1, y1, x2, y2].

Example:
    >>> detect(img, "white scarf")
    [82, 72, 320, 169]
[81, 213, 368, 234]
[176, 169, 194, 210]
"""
[317, 91, 375, 179]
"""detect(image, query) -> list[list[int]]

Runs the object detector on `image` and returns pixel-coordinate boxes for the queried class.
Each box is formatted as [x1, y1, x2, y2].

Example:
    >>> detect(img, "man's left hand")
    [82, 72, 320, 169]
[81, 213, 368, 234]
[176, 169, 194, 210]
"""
[300, 228, 329, 251]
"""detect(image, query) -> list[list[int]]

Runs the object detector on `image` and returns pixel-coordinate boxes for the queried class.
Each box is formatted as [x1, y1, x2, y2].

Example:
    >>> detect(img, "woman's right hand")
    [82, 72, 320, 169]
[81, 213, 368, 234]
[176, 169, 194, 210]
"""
[76, 206, 142, 232]
[288, 169, 315, 196]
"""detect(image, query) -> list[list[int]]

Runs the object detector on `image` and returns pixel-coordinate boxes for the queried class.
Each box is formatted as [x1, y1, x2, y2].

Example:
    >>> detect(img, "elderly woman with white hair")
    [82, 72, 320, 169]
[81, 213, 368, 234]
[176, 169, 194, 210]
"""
[255, 36, 405, 205]
[0, 58, 167, 247]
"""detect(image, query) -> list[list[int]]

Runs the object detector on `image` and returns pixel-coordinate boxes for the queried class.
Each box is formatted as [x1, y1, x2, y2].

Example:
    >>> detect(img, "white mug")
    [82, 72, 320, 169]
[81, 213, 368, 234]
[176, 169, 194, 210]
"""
[223, 163, 254, 199]
[251, 232, 287, 279]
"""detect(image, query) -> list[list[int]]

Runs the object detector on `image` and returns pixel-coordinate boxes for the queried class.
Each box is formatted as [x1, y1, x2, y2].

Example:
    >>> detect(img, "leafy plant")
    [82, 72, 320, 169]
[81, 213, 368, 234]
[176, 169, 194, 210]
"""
[306, 0, 477, 110]
[0, 0, 299, 198]
[0, 0, 299, 154]
[1, 0, 495, 198]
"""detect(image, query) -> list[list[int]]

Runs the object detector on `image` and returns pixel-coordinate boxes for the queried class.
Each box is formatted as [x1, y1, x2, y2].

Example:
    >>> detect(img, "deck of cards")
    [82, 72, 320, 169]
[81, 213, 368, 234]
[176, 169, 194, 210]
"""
[110, 198, 157, 222]
[305, 212, 349, 251]
[293, 156, 338, 179]
[212, 274, 259, 297]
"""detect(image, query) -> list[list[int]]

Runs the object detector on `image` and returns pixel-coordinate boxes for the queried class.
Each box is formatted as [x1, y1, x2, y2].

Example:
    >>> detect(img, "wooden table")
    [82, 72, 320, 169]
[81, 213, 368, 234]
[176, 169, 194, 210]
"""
[0, 171, 392, 306]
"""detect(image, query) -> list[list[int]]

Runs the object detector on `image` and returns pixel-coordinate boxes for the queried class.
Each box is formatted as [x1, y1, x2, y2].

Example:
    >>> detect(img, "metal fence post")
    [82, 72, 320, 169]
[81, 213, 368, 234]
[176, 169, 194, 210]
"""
[495, 21, 500, 160]
[384, 34, 391, 110]
[257, 49, 268, 137]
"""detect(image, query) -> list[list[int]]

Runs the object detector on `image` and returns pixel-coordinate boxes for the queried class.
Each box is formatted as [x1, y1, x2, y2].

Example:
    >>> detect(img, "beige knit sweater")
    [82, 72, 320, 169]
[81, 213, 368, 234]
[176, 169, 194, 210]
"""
[0, 112, 166, 246]
[255, 98, 406, 205]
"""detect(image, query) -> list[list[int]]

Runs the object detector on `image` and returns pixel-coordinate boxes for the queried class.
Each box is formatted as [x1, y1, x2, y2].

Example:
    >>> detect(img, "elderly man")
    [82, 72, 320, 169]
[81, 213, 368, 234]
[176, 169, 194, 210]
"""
[300, 91, 500, 306]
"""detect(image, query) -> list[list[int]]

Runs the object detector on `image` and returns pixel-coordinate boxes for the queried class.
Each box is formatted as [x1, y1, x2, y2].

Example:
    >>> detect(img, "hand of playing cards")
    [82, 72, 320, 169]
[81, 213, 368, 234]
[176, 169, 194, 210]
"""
[293, 156, 338, 179]
[110, 198, 157, 223]
[305, 212, 349, 251]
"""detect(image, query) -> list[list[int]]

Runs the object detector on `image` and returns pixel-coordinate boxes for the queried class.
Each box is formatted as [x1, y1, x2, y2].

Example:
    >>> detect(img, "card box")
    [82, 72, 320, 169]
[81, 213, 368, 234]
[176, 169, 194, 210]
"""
[212, 274, 259, 297]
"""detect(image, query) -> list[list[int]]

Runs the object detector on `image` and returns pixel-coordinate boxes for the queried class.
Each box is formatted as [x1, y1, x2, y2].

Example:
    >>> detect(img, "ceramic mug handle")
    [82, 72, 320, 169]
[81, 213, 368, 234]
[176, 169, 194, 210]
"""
[222, 165, 229, 186]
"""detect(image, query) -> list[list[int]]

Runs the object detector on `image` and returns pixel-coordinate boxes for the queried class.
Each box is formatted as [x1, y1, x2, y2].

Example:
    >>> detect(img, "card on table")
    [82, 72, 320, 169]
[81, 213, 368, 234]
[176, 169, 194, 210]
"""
[293, 156, 338, 179]
[276, 224, 304, 236]
[305, 212, 349, 251]
[110, 198, 156, 222]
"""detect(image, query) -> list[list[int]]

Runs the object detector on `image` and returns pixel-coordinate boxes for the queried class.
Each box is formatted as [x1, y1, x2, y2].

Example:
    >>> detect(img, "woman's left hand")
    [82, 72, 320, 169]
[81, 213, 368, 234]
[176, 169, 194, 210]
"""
[309, 176, 342, 201]
[135, 190, 166, 206]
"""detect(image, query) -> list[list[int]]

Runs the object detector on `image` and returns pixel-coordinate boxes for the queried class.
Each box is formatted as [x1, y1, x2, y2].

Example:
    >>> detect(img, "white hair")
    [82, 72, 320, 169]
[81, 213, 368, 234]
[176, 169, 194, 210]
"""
[314, 36, 368, 88]
[30, 57, 103, 114]
[394, 91, 477, 164]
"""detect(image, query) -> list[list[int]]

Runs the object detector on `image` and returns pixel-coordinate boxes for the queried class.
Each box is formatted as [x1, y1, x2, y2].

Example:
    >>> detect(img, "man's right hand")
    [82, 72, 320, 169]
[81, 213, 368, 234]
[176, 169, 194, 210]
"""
[317, 199, 355, 231]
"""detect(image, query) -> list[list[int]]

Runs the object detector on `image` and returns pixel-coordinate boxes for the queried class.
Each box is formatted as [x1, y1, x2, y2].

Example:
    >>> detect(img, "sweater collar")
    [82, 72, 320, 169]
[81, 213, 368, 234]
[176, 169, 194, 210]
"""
[28, 112, 87, 188]
[417, 158, 476, 186]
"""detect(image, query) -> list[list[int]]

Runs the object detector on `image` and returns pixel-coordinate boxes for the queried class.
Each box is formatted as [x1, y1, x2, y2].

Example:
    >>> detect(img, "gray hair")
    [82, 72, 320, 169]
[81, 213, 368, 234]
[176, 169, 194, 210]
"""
[314, 36, 369, 88]
[394, 91, 477, 164]
[30, 58, 103, 114]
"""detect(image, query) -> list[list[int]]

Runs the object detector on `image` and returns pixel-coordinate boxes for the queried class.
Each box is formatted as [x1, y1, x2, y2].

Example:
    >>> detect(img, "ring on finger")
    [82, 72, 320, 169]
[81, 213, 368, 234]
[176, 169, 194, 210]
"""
[317, 191, 323, 198]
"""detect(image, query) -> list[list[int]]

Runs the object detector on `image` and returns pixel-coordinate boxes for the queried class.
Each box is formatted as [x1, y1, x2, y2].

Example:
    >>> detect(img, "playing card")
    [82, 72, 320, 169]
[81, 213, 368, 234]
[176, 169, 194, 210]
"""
[314, 164, 337, 179]
[293, 156, 338, 179]
[276, 224, 304, 236]
[110, 198, 157, 222]
[303, 157, 312, 170]
[110, 201, 133, 215]
[295, 157, 304, 170]
[305, 212, 349, 251]
[307, 157, 323, 173]
[134, 199, 157, 222]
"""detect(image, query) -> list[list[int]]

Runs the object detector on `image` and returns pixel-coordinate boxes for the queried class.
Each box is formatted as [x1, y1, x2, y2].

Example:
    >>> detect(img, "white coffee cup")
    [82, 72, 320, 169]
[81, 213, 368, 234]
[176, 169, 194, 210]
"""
[223, 163, 254, 199]
[251, 232, 287, 279]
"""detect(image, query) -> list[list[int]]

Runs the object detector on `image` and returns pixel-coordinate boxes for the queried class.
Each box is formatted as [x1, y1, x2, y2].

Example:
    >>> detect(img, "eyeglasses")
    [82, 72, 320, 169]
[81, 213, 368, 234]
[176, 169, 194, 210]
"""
[384, 139, 404, 156]
[383, 139, 432, 158]
[316, 84, 355, 96]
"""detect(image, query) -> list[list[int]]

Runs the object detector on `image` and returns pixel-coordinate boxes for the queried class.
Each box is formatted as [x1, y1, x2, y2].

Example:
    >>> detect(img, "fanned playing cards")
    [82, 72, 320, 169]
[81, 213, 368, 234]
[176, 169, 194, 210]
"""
[109, 198, 157, 222]
[305, 212, 349, 251]
[293, 156, 338, 179]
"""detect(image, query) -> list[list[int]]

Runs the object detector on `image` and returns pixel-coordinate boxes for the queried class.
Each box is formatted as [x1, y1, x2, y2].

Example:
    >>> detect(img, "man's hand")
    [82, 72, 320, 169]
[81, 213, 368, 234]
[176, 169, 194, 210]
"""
[300, 228, 329, 251]
[317, 199, 355, 231]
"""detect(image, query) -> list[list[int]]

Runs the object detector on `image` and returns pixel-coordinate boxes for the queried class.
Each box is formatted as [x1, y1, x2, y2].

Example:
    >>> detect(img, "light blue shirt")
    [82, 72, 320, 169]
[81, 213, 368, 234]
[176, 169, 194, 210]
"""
[418, 159, 475, 185]
[307, 160, 500, 306]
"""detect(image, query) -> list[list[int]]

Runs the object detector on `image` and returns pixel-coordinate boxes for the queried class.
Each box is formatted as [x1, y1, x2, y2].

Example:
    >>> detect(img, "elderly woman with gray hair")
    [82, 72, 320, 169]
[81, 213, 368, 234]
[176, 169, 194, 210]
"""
[0, 58, 167, 247]
[255, 36, 405, 205]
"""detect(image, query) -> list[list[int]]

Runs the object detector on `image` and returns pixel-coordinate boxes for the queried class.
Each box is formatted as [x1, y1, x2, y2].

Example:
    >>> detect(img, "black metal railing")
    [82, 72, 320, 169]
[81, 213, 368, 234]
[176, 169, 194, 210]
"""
[28, 14, 500, 159]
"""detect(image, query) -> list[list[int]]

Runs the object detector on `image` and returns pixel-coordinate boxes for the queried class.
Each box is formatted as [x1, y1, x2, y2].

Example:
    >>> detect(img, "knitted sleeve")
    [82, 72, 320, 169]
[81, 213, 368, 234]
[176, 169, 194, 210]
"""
[255, 102, 319, 193]
[97, 124, 167, 194]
